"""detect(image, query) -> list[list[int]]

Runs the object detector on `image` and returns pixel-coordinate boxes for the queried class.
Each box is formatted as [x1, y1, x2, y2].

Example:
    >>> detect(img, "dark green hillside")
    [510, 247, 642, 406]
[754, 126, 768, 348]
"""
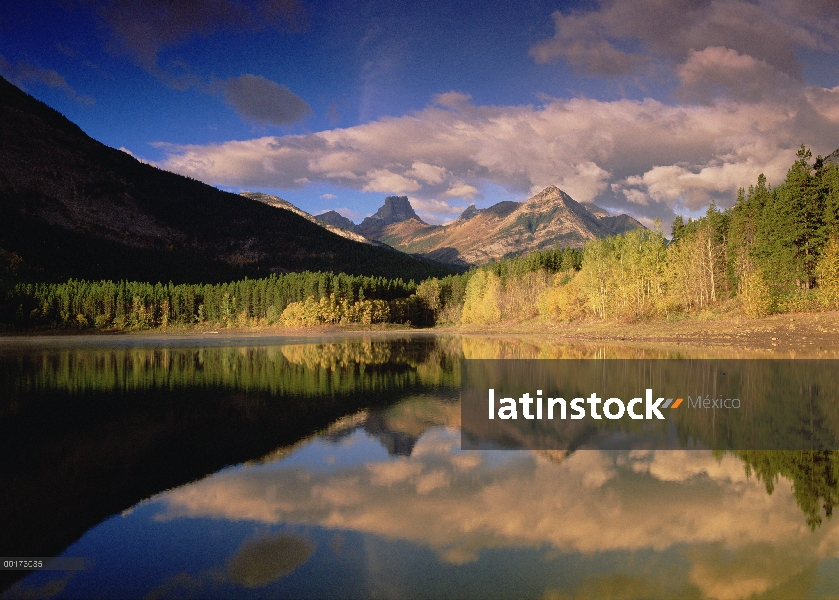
[0, 76, 452, 283]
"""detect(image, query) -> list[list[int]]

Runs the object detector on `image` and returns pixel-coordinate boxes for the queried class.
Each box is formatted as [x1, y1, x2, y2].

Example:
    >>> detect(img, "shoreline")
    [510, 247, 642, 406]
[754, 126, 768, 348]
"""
[3, 310, 839, 354]
[440, 310, 839, 354]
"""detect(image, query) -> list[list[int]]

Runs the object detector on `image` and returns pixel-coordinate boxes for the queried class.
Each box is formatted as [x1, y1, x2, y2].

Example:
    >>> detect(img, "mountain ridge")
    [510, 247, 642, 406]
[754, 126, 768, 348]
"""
[316, 185, 644, 267]
[239, 191, 383, 247]
[0, 75, 450, 282]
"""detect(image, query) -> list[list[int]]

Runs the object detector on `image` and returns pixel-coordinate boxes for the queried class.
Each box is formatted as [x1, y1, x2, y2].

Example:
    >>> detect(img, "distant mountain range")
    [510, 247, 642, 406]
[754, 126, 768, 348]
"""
[0, 76, 449, 282]
[317, 187, 644, 267]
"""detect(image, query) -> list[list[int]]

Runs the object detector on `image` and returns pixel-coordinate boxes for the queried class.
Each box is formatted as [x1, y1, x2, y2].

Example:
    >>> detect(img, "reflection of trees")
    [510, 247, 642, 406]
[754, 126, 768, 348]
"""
[280, 341, 393, 369]
[0, 336, 461, 593]
[736, 450, 839, 529]
[0, 337, 462, 399]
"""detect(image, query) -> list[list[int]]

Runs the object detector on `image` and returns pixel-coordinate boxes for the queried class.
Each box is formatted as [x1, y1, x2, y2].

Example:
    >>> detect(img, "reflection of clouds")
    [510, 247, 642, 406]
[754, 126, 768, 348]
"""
[367, 460, 423, 486]
[158, 428, 836, 597]
[625, 449, 746, 483]
[686, 542, 815, 600]
[542, 573, 686, 600]
[227, 533, 314, 588]
[415, 469, 450, 494]
[2, 572, 73, 600]
[141, 533, 315, 598]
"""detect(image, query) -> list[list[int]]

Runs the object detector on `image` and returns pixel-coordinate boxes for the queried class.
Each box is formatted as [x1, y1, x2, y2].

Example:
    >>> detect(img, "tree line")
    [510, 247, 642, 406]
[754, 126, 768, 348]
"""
[0, 272, 426, 329]
[456, 146, 839, 324]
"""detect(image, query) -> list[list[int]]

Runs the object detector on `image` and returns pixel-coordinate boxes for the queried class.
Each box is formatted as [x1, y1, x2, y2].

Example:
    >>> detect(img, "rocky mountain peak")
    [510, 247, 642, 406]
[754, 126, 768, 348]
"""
[456, 203, 480, 222]
[525, 185, 574, 208]
[357, 196, 425, 238]
[370, 196, 421, 225]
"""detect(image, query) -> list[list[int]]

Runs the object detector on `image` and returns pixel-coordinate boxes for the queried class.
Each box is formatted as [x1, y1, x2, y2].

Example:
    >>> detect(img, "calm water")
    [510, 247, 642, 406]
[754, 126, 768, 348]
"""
[3, 333, 839, 599]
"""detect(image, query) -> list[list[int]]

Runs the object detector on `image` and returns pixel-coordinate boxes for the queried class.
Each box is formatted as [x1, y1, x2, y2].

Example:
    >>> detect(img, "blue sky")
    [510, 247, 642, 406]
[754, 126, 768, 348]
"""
[3, 1, 839, 226]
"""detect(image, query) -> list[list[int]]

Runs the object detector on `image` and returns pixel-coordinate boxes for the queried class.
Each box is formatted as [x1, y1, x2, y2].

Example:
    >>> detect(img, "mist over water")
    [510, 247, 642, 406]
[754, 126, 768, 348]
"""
[3, 334, 839, 599]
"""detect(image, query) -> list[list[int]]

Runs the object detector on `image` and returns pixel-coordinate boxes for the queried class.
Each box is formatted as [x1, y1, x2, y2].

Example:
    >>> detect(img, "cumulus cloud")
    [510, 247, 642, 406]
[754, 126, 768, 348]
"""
[156, 85, 839, 222]
[407, 162, 449, 185]
[221, 74, 311, 126]
[530, 0, 839, 79]
[675, 46, 799, 104]
[0, 54, 94, 105]
[361, 169, 421, 194]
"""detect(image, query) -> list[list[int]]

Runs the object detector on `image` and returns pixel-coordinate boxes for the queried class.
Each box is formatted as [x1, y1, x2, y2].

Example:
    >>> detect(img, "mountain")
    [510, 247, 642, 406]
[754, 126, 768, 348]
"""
[240, 192, 379, 247]
[0, 76, 451, 282]
[356, 195, 424, 238]
[316, 210, 357, 231]
[337, 186, 644, 267]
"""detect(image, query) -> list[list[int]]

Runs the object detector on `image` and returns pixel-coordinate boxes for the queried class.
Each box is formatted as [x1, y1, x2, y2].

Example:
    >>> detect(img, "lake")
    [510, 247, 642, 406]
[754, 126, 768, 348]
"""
[2, 333, 839, 599]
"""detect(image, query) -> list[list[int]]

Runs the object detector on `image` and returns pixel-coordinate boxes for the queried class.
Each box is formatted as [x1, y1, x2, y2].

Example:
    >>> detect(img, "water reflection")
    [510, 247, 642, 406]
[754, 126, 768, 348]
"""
[2, 334, 839, 599]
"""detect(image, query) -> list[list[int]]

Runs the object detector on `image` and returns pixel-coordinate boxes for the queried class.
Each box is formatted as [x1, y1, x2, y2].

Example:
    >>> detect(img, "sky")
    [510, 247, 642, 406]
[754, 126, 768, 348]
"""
[3, 0, 839, 227]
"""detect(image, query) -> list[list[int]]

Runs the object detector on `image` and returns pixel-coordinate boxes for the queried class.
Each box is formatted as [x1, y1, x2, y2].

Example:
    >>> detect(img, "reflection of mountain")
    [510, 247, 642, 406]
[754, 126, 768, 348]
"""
[0, 337, 457, 593]
[8, 336, 839, 596]
[364, 412, 419, 456]
[321, 395, 461, 457]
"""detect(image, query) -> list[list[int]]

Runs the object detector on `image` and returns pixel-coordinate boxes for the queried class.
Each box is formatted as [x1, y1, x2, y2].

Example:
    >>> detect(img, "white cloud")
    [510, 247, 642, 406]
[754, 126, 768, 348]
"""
[433, 91, 473, 110]
[333, 207, 362, 220]
[529, 0, 839, 80]
[361, 169, 420, 194]
[320, 193, 336, 200]
[407, 162, 448, 185]
[408, 197, 469, 224]
[676, 46, 799, 104]
[156, 0, 839, 224]
[156, 85, 839, 222]
[442, 182, 479, 200]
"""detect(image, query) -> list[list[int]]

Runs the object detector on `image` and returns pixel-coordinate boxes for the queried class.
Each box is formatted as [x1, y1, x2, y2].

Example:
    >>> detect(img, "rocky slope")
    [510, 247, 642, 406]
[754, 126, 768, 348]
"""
[240, 192, 381, 247]
[0, 76, 449, 282]
[323, 187, 644, 267]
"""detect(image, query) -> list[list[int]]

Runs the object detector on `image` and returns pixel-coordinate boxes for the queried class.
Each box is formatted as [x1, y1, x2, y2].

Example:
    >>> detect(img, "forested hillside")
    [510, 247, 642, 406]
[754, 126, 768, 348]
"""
[0, 76, 451, 283]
